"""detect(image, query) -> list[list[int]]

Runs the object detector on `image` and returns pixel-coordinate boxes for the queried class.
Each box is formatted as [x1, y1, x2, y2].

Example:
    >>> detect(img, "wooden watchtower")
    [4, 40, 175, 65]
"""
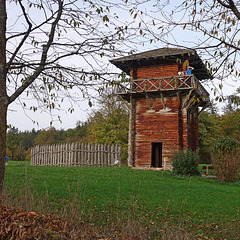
[111, 48, 211, 169]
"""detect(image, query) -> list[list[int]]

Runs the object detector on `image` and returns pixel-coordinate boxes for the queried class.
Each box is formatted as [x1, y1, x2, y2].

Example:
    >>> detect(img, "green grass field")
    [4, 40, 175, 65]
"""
[3, 161, 240, 239]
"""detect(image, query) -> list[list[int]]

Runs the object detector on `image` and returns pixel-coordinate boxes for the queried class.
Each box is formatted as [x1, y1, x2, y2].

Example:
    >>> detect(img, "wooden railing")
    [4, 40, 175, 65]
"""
[114, 75, 209, 99]
[31, 143, 121, 167]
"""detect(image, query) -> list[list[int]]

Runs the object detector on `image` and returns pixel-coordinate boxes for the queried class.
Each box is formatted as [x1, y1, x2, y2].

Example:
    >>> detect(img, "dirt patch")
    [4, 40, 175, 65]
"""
[201, 174, 217, 178]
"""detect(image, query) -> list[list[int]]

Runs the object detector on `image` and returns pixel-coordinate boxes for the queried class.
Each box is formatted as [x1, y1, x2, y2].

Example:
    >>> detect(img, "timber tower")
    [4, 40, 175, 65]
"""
[111, 48, 211, 169]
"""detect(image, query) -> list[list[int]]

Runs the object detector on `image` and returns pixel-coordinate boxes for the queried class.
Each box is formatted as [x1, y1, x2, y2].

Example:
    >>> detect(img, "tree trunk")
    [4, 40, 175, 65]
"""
[0, 102, 7, 195]
[0, 0, 7, 196]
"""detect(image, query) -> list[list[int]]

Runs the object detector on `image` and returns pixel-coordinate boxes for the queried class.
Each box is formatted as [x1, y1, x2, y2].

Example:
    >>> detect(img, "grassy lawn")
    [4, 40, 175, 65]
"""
[3, 161, 240, 239]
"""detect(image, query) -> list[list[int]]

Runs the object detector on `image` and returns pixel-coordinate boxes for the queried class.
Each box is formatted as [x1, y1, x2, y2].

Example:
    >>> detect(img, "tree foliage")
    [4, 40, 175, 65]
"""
[222, 87, 240, 114]
[34, 127, 66, 146]
[18, 129, 38, 151]
[84, 94, 129, 162]
[199, 90, 240, 163]
[6, 127, 20, 161]
[211, 137, 240, 182]
[6, 128, 38, 161]
[198, 111, 221, 163]
[64, 121, 88, 143]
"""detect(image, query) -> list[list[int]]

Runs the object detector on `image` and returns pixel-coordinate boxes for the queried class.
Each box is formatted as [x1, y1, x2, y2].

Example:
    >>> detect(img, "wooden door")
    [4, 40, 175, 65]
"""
[151, 143, 162, 168]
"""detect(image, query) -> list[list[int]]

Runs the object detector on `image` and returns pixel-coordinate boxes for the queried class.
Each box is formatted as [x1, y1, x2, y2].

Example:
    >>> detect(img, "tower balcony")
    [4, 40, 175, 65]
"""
[114, 74, 210, 106]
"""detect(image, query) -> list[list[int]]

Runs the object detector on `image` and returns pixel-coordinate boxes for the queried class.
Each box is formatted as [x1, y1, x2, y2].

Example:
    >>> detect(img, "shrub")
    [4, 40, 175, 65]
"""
[172, 150, 200, 176]
[211, 137, 240, 182]
[198, 147, 212, 164]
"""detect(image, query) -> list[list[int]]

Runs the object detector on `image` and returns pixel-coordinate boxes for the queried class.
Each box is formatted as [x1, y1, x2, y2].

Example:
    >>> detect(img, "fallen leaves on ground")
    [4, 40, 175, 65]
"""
[0, 205, 104, 240]
[0, 205, 147, 240]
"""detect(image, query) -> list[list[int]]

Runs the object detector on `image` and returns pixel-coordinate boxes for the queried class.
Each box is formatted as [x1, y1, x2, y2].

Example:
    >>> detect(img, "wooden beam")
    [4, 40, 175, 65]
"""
[144, 92, 152, 110]
[128, 96, 136, 167]
[198, 105, 207, 116]
[118, 95, 131, 111]
[160, 92, 166, 109]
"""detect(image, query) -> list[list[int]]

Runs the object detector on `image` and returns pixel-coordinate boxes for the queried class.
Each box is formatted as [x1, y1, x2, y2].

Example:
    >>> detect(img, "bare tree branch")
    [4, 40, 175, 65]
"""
[8, 0, 63, 104]
[217, 0, 240, 19]
[6, 0, 32, 71]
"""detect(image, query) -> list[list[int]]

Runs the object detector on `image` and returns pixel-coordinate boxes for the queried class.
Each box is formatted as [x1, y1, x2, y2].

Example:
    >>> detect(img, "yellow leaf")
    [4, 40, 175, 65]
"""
[28, 211, 37, 217]
[17, 212, 26, 217]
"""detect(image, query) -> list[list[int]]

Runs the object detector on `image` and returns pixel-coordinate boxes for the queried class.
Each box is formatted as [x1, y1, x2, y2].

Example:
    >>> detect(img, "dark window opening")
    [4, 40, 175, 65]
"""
[151, 142, 163, 168]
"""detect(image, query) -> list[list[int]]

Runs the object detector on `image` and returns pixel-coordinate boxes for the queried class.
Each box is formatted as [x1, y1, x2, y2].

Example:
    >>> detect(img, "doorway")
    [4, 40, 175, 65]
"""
[151, 142, 163, 168]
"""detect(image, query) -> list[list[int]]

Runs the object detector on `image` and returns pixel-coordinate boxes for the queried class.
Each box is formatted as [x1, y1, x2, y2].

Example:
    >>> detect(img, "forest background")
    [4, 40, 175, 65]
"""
[6, 88, 240, 164]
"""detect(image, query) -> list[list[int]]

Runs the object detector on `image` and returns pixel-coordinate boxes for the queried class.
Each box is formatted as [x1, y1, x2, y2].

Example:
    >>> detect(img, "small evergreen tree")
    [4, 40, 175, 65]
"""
[172, 150, 200, 176]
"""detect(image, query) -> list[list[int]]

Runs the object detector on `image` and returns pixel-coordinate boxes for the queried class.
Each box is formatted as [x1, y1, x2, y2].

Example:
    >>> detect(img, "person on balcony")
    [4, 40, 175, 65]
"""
[178, 68, 184, 86]
[186, 66, 194, 75]
[178, 68, 184, 76]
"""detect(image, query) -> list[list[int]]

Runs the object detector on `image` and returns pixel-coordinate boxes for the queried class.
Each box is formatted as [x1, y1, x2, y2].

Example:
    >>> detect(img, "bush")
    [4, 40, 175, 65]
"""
[172, 150, 200, 176]
[211, 137, 240, 182]
[199, 147, 212, 164]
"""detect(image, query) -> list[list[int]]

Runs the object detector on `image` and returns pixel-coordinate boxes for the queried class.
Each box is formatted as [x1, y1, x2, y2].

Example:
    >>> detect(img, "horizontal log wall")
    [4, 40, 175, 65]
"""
[136, 63, 178, 79]
[31, 143, 121, 167]
[134, 96, 183, 167]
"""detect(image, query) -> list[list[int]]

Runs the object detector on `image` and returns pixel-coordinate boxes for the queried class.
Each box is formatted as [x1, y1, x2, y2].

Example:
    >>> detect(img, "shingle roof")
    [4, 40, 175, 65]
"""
[111, 48, 196, 62]
[110, 48, 212, 80]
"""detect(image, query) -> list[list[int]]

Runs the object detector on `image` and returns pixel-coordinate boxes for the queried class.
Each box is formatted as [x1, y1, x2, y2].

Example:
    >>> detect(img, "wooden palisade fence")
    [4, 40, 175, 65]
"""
[31, 143, 121, 167]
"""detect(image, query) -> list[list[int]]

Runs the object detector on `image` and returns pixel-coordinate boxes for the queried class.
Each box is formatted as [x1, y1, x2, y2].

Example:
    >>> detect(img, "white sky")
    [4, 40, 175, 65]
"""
[7, 94, 91, 131]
